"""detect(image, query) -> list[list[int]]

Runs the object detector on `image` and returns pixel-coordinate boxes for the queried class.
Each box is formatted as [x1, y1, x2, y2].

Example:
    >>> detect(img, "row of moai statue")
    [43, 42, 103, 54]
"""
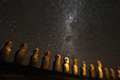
[0, 41, 120, 80]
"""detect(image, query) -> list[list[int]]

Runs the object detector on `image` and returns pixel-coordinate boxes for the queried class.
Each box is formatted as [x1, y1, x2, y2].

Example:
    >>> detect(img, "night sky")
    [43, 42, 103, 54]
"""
[0, 0, 120, 73]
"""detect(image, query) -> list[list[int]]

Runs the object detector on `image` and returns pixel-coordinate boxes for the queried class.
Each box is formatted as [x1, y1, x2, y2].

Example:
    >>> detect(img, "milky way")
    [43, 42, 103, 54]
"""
[61, 1, 78, 57]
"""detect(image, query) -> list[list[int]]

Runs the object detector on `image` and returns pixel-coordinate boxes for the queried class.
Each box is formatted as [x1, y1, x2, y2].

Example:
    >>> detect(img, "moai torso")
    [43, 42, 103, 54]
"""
[117, 66, 120, 79]
[110, 68, 115, 80]
[81, 61, 87, 77]
[0, 41, 13, 61]
[104, 68, 110, 80]
[89, 64, 95, 78]
[29, 48, 39, 67]
[53, 54, 61, 71]
[72, 58, 78, 75]
[13, 43, 28, 64]
[96, 61, 103, 79]
[41, 51, 51, 69]
[63, 57, 69, 73]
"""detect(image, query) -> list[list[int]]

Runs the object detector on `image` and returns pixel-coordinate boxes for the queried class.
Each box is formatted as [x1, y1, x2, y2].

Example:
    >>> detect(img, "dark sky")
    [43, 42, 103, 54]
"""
[0, 0, 120, 73]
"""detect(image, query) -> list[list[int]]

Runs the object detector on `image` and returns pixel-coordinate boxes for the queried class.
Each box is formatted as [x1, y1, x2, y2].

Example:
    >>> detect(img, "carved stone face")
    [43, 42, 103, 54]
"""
[45, 51, 51, 57]
[83, 63, 86, 67]
[104, 68, 108, 72]
[110, 68, 114, 74]
[6, 40, 13, 47]
[64, 57, 69, 64]
[90, 64, 94, 69]
[55, 54, 61, 60]
[73, 58, 78, 65]
[20, 43, 28, 50]
[33, 48, 39, 54]
[97, 60, 102, 67]
[81, 61, 86, 64]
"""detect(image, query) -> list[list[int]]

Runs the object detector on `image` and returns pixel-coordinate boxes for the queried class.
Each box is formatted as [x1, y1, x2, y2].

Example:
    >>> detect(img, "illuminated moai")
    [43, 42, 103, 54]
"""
[53, 54, 61, 71]
[110, 68, 115, 80]
[72, 58, 78, 75]
[117, 66, 120, 79]
[13, 43, 28, 64]
[62, 57, 69, 73]
[96, 61, 103, 79]
[29, 48, 39, 67]
[41, 51, 51, 69]
[89, 64, 95, 78]
[0, 41, 13, 61]
[104, 68, 110, 80]
[80, 61, 87, 77]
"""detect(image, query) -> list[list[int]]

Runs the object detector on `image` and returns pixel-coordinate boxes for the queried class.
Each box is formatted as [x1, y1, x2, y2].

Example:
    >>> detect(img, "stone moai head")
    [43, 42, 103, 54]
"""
[45, 51, 51, 57]
[110, 68, 115, 74]
[64, 57, 69, 64]
[5, 40, 13, 47]
[20, 43, 28, 50]
[55, 54, 61, 60]
[73, 58, 78, 65]
[81, 61, 86, 67]
[33, 48, 39, 55]
[117, 66, 120, 71]
[83, 63, 86, 67]
[97, 60, 102, 68]
[90, 64, 94, 69]
[104, 68, 108, 72]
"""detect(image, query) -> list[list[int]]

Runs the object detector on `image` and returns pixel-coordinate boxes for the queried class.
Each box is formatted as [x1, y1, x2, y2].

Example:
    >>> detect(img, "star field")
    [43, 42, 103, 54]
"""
[0, 0, 120, 72]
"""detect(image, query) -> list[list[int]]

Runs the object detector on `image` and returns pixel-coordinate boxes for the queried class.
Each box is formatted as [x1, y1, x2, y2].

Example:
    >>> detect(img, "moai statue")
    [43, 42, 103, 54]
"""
[13, 43, 28, 64]
[0, 41, 13, 61]
[110, 68, 115, 80]
[96, 61, 103, 79]
[62, 57, 69, 73]
[29, 48, 39, 67]
[104, 68, 110, 80]
[41, 51, 51, 69]
[117, 66, 120, 80]
[72, 58, 78, 75]
[89, 64, 95, 78]
[53, 54, 61, 71]
[80, 61, 87, 77]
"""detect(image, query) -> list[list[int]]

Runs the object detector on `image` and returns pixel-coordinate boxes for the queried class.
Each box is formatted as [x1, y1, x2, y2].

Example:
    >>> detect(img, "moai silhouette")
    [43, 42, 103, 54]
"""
[96, 61, 103, 79]
[117, 66, 120, 80]
[110, 68, 115, 80]
[0, 41, 13, 61]
[53, 54, 61, 71]
[72, 58, 78, 75]
[29, 48, 39, 67]
[41, 51, 51, 69]
[89, 64, 95, 78]
[104, 68, 110, 80]
[80, 61, 87, 77]
[62, 57, 69, 73]
[13, 43, 28, 64]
